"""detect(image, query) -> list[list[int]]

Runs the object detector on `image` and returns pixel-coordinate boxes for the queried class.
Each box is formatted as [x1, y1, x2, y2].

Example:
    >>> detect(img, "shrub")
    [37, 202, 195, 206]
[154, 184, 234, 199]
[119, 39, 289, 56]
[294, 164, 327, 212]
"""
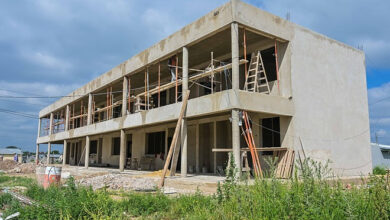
[373, 166, 388, 175]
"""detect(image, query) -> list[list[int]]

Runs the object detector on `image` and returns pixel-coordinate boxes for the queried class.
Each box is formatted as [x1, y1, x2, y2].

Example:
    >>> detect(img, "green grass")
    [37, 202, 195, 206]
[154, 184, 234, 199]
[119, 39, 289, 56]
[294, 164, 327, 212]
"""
[0, 158, 389, 219]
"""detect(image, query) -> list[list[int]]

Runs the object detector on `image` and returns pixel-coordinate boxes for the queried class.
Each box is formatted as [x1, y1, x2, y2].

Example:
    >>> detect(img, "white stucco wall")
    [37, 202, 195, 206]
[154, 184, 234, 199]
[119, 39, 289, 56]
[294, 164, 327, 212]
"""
[290, 26, 371, 176]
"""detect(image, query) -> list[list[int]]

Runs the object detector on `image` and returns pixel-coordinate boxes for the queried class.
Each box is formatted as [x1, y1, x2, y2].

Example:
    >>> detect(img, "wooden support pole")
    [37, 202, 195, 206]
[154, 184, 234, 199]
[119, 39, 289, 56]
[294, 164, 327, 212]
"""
[159, 90, 190, 188]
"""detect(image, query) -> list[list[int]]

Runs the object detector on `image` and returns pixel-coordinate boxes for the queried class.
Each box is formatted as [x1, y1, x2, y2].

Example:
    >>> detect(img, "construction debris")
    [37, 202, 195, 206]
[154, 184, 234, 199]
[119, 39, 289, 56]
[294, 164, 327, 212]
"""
[0, 161, 36, 174]
[77, 174, 157, 191]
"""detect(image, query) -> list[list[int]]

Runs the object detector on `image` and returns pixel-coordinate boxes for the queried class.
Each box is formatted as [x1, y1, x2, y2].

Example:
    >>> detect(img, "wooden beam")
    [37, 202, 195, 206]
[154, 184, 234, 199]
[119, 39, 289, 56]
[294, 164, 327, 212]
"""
[136, 59, 248, 98]
[211, 147, 288, 152]
[159, 90, 190, 188]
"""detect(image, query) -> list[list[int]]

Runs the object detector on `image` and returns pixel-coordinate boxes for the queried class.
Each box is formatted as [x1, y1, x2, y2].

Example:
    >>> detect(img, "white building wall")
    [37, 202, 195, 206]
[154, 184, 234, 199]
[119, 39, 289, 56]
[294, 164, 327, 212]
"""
[290, 26, 371, 176]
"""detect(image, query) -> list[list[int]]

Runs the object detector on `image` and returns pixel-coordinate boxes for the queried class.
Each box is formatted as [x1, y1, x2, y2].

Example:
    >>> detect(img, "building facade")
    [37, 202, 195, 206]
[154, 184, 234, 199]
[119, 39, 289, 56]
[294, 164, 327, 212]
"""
[36, 0, 371, 177]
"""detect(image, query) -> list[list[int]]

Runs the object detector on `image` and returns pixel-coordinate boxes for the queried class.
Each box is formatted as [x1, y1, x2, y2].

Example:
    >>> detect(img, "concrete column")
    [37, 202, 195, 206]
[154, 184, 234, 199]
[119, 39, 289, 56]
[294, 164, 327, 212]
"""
[85, 136, 90, 168]
[165, 128, 169, 158]
[213, 121, 217, 174]
[47, 142, 51, 165]
[231, 22, 239, 90]
[65, 105, 70, 131]
[37, 117, 41, 137]
[119, 129, 127, 172]
[87, 93, 92, 125]
[231, 110, 241, 176]
[181, 46, 189, 177]
[63, 140, 67, 166]
[122, 76, 128, 116]
[231, 22, 241, 176]
[35, 144, 39, 164]
[49, 113, 54, 135]
[195, 123, 200, 173]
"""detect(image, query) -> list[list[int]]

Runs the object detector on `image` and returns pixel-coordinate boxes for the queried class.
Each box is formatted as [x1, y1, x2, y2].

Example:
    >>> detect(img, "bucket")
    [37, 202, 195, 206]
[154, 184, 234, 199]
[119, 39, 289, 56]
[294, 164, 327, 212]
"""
[43, 166, 62, 189]
[36, 166, 46, 186]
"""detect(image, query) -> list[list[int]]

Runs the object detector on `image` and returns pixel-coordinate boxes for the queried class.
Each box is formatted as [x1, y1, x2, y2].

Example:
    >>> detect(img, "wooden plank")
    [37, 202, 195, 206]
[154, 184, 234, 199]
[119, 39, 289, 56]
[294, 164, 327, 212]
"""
[211, 147, 288, 152]
[137, 59, 248, 98]
[159, 90, 190, 188]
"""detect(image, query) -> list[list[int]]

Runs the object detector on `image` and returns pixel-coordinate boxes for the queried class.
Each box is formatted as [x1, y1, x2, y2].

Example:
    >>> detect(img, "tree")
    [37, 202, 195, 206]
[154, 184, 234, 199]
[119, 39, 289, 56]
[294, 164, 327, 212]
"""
[5, 146, 18, 149]
[51, 150, 60, 154]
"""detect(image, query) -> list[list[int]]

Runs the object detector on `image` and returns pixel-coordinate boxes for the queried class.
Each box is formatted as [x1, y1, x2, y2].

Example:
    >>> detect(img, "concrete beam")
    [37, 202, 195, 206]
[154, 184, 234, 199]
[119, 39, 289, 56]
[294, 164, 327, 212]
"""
[85, 136, 90, 168]
[37, 90, 294, 144]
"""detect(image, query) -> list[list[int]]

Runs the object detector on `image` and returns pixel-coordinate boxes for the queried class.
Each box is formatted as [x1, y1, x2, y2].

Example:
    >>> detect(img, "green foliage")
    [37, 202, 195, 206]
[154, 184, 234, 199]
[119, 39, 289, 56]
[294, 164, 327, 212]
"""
[119, 192, 171, 217]
[373, 165, 388, 175]
[0, 160, 390, 219]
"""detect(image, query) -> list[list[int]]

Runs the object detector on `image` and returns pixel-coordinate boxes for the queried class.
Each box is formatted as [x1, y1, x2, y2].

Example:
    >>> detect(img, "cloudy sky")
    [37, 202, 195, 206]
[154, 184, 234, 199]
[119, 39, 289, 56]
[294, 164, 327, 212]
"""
[0, 0, 389, 152]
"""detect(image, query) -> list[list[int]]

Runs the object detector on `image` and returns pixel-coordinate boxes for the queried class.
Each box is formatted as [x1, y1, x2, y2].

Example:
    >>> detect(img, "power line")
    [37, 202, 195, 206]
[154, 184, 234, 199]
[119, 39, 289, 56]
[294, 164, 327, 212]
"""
[0, 108, 39, 119]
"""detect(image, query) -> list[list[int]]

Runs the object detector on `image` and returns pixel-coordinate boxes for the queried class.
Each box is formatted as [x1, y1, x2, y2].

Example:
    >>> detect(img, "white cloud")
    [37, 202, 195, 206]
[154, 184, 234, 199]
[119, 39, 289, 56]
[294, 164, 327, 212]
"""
[21, 51, 72, 71]
[376, 129, 387, 137]
[368, 83, 390, 144]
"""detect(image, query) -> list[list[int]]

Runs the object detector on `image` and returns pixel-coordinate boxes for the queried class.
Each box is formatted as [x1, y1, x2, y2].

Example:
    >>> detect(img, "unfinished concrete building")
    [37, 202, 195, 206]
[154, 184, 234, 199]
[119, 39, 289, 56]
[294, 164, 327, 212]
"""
[36, 0, 371, 177]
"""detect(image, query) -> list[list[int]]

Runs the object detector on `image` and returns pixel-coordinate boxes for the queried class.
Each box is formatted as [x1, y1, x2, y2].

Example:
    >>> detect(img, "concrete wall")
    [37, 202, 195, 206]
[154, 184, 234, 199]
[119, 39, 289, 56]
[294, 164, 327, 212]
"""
[290, 26, 371, 176]
[2, 155, 22, 163]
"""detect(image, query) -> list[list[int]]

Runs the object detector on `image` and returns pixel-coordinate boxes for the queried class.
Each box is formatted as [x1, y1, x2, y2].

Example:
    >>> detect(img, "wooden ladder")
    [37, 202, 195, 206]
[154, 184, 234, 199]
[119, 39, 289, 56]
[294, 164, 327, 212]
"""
[244, 51, 271, 94]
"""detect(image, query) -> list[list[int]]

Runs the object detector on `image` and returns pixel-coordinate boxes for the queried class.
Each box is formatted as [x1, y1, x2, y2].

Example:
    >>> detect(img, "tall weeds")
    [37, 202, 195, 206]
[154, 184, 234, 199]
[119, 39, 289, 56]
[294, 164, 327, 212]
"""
[0, 157, 389, 219]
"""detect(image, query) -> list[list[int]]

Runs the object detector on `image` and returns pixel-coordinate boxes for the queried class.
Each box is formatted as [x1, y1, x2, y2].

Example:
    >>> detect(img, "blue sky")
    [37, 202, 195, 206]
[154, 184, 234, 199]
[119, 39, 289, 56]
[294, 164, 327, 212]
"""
[0, 0, 389, 152]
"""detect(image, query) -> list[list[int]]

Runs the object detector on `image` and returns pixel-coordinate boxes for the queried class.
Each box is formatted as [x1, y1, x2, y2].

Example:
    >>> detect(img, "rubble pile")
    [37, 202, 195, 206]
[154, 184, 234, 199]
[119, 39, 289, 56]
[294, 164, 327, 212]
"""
[0, 160, 18, 171]
[77, 174, 158, 191]
[0, 161, 36, 174]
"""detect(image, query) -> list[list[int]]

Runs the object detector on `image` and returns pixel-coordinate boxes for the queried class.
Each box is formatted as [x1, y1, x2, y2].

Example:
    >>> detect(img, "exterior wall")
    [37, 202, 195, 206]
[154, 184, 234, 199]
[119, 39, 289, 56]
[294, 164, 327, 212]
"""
[2, 155, 22, 163]
[290, 26, 371, 176]
[371, 144, 390, 169]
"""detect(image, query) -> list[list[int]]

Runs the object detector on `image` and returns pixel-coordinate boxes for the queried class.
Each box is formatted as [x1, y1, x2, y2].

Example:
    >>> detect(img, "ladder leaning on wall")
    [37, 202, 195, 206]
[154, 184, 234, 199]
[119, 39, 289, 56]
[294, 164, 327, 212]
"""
[244, 51, 271, 94]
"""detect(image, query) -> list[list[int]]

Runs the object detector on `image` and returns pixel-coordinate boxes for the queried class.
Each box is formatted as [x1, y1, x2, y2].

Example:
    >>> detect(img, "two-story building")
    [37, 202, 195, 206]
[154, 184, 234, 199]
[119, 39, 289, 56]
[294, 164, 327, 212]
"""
[36, 0, 371, 177]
